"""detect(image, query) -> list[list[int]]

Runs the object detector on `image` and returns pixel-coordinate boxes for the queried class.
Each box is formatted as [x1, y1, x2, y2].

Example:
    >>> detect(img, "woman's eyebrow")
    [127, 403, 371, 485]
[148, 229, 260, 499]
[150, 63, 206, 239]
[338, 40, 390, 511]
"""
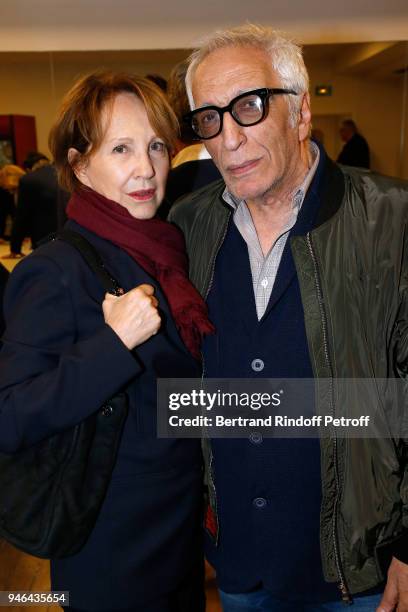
[107, 136, 134, 143]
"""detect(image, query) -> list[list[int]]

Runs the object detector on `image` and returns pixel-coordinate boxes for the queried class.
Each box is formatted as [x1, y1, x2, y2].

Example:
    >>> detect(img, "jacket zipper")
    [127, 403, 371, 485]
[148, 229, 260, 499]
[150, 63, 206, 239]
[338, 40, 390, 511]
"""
[200, 214, 230, 546]
[306, 232, 352, 605]
[204, 213, 231, 302]
[201, 212, 231, 382]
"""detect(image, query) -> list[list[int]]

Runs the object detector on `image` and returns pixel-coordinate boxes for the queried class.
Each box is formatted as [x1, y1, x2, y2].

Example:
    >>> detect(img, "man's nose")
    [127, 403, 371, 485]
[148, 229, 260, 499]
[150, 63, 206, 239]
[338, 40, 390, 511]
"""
[221, 112, 246, 150]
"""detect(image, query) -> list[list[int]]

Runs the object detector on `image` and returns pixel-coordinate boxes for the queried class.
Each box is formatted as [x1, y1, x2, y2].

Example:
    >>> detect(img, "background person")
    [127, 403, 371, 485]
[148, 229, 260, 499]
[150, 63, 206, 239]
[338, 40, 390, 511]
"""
[0, 184, 15, 243]
[145, 73, 168, 94]
[0, 71, 214, 612]
[2, 153, 60, 258]
[0, 164, 25, 249]
[163, 59, 220, 217]
[0, 262, 9, 338]
[337, 119, 370, 169]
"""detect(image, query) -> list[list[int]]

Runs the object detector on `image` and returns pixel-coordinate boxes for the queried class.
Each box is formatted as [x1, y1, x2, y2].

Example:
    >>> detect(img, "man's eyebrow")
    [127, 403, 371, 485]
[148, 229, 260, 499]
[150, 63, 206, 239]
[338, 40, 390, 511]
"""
[196, 88, 264, 109]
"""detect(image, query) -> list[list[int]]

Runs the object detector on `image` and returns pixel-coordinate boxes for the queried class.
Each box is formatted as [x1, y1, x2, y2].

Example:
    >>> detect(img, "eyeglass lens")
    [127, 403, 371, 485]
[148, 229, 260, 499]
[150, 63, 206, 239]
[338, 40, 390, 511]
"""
[232, 94, 264, 123]
[192, 92, 265, 138]
[192, 109, 220, 139]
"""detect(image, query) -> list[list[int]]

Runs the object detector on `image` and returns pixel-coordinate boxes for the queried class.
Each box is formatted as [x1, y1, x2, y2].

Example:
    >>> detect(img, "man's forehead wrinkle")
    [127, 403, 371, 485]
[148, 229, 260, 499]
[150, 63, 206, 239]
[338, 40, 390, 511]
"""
[193, 64, 274, 108]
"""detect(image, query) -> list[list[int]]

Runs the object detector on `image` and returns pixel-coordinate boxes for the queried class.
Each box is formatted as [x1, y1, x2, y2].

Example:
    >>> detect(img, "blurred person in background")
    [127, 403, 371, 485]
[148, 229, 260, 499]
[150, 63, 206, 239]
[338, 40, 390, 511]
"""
[337, 119, 370, 169]
[145, 73, 168, 94]
[163, 59, 220, 216]
[311, 128, 324, 146]
[0, 164, 25, 196]
[167, 59, 199, 157]
[0, 182, 15, 243]
[0, 164, 25, 244]
[0, 262, 9, 338]
[2, 152, 60, 259]
[22, 151, 50, 172]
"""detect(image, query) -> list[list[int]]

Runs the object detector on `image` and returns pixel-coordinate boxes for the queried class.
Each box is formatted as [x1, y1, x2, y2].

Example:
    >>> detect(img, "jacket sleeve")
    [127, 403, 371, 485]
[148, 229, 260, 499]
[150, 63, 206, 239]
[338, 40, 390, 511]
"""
[0, 253, 141, 452]
[391, 283, 408, 563]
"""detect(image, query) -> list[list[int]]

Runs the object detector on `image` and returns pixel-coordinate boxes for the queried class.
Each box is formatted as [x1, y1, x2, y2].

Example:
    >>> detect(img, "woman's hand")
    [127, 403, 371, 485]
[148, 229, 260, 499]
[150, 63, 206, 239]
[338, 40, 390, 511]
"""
[102, 284, 161, 350]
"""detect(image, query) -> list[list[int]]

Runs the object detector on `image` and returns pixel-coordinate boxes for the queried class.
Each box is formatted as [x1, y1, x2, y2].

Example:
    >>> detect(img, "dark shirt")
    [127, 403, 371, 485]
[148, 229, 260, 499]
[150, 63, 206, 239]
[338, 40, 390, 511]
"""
[10, 164, 59, 253]
[0, 263, 9, 338]
[0, 186, 15, 237]
[161, 159, 221, 219]
[337, 133, 370, 169]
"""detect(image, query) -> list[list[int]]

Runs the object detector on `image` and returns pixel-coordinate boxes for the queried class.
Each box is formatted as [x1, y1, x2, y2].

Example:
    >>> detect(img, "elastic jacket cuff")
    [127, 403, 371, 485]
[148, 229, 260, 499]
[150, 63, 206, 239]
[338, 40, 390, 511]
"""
[392, 530, 408, 564]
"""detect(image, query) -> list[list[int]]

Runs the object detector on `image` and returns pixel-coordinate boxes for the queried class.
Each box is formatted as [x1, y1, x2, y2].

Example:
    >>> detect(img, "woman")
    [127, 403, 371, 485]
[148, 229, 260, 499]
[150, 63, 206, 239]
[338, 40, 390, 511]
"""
[0, 72, 214, 611]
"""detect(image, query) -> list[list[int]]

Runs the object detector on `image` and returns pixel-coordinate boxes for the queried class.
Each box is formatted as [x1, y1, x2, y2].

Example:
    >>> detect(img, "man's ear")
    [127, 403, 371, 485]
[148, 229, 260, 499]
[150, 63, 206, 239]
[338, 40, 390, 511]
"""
[68, 148, 90, 187]
[298, 93, 312, 143]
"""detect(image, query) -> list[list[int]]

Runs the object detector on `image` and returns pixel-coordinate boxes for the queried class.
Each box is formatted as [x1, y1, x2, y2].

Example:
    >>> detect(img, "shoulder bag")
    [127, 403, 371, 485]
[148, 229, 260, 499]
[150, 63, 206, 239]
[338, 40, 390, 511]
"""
[0, 230, 128, 558]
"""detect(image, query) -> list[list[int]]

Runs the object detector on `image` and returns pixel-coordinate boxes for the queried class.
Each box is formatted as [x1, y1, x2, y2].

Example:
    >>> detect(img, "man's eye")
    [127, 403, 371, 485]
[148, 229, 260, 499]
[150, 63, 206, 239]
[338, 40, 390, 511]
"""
[200, 111, 218, 125]
[237, 97, 261, 113]
[113, 144, 128, 154]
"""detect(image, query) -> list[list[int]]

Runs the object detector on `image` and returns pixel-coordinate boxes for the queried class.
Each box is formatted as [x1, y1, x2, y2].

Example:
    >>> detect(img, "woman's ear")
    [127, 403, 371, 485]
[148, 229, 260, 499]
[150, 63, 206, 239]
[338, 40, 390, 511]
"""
[68, 148, 90, 187]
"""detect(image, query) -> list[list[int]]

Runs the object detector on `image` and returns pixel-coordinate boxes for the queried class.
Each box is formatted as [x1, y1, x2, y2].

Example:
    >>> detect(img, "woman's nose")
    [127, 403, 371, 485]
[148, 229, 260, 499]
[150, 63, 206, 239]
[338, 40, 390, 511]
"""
[133, 152, 155, 179]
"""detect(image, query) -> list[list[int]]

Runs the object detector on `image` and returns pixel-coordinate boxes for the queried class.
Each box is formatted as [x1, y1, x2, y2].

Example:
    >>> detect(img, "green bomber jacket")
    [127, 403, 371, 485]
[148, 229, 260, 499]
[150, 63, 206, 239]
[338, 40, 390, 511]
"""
[169, 155, 408, 598]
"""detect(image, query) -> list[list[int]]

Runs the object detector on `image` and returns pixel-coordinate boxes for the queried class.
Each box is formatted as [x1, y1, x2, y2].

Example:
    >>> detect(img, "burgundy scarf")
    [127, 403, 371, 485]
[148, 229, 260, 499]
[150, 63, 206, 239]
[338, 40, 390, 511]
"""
[66, 188, 214, 359]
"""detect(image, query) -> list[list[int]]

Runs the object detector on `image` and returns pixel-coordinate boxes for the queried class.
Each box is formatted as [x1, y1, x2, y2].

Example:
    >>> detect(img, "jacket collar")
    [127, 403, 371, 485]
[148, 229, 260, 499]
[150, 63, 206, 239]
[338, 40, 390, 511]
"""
[314, 147, 346, 228]
[210, 142, 346, 232]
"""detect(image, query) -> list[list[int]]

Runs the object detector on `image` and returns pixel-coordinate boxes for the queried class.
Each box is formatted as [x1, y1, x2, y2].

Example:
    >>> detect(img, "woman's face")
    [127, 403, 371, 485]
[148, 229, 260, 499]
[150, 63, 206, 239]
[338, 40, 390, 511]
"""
[74, 92, 170, 220]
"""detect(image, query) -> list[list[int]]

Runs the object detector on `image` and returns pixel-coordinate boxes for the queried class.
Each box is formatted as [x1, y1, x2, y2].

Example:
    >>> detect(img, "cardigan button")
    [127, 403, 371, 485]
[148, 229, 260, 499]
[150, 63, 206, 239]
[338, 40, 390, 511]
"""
[253, 497, 267, 509]
[249, 432, 263, 445]
[251, 358, 264, 372]
[101, 404, 114, 417]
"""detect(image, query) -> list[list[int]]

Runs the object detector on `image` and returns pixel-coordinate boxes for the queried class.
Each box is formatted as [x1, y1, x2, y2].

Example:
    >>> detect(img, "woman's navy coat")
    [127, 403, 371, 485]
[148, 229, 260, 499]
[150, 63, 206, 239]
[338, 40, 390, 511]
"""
[0, 220, 203, 610]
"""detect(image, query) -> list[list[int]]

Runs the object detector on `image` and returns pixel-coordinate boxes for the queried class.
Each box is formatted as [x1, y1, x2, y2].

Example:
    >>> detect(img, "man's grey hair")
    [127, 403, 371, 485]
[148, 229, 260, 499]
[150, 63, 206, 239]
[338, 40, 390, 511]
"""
[185, 23, 309, 127]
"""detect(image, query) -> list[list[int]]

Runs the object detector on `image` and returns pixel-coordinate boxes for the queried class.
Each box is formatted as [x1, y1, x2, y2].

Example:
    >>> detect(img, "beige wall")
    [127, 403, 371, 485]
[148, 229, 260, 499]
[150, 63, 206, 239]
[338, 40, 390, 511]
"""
[0, 51, 187, 157]
[0, 49, 406, 178]
[309, 63, 405, 176]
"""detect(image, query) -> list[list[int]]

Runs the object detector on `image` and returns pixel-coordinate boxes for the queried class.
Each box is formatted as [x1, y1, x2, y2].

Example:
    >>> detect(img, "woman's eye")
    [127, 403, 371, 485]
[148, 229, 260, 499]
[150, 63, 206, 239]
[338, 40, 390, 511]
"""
[150, 141, 166, 154]
[113, 144, 128, 154]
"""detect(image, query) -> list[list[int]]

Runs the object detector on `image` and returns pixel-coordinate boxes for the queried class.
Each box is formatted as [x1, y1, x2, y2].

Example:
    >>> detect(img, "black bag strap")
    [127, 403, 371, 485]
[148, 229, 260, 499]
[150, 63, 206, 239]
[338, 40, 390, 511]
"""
[57, 229, 124, 296]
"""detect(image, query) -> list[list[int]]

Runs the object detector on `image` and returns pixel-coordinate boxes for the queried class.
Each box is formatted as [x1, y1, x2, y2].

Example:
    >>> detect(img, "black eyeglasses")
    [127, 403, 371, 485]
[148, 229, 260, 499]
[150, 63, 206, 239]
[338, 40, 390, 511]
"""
[184, 87, 298, 140]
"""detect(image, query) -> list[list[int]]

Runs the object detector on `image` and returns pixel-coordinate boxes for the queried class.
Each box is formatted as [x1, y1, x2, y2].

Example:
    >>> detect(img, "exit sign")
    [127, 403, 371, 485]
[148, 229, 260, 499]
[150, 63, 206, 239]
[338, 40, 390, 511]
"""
[315, 85, 332, 96]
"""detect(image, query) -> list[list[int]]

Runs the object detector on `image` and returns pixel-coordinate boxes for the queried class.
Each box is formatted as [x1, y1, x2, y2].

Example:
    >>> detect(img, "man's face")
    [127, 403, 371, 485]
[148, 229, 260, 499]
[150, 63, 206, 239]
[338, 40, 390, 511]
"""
[192, 46, 309, 203]
[340, 124, 353, 143]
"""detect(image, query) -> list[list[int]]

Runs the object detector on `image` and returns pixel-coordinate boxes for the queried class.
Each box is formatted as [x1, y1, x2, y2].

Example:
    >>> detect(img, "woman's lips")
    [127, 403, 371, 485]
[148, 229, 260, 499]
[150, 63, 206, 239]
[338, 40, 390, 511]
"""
[128, 189, 156, 201]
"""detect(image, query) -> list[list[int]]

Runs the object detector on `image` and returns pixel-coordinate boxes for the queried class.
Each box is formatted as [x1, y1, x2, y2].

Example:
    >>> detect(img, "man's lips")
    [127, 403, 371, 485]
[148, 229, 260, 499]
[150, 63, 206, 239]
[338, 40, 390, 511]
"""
[127, 189, 156, 201]
[227, 159, 261, 176]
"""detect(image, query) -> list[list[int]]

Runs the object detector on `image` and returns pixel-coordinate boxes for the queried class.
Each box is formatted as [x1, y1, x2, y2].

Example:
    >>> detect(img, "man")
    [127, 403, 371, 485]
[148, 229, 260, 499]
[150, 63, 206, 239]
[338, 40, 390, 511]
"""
[2, 153, 60, 259]
[0, 184, 15, 243]
[161, 58, 220, 217]
[337, 119, 370, 169]
[169, 24, 408, 611]
[0, 164, 25, 247]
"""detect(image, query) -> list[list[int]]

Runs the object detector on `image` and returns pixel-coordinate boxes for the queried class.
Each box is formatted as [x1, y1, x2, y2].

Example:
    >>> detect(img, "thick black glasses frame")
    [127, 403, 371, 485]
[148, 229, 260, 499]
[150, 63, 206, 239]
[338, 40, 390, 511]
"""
[184, 87, 298, 140]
